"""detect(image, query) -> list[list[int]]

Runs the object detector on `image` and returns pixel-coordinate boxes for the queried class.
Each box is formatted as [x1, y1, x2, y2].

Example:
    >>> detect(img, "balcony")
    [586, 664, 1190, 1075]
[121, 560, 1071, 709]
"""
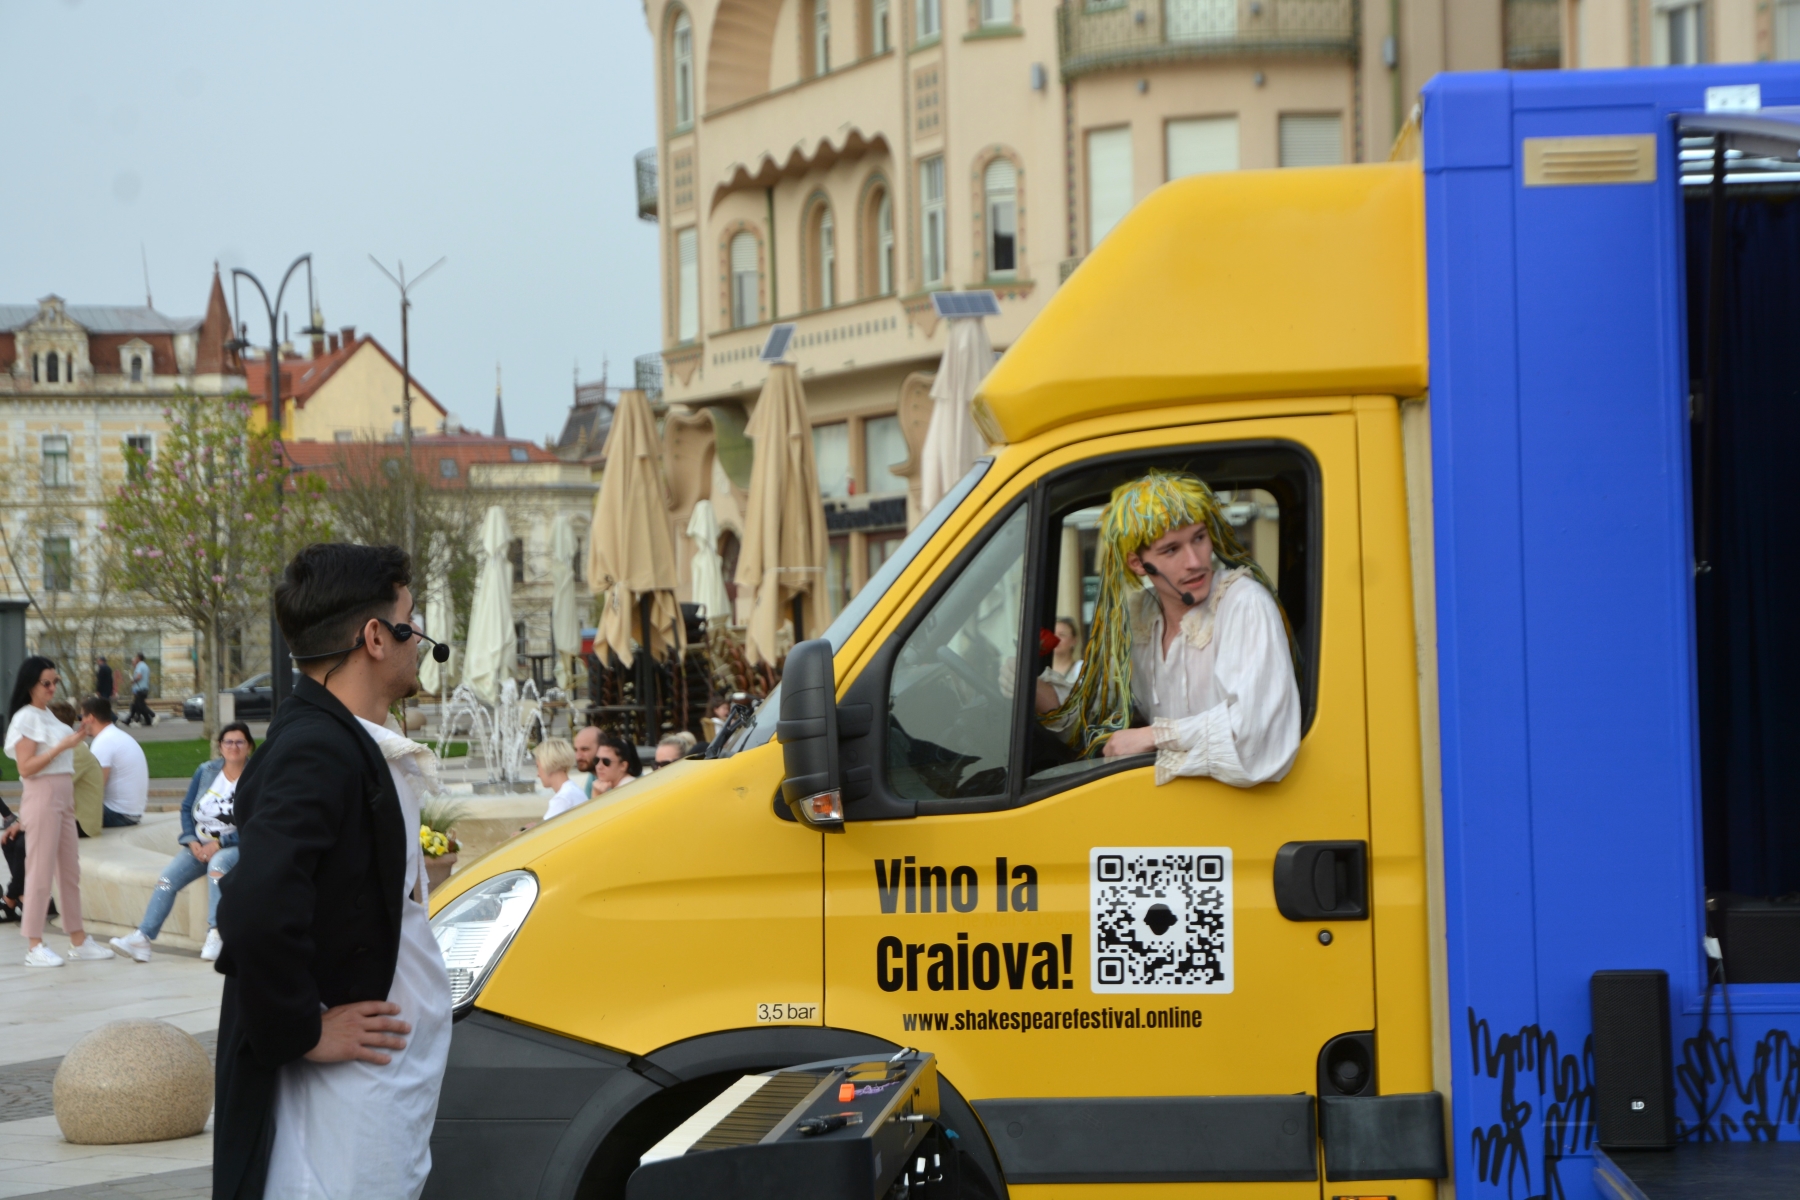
[1504, 0, 1560, 68]
[701, 51, 901, 208]
[1057, 0, 1359, 80]
[634, 352, 664, 401]
[636, 148, 658, 222]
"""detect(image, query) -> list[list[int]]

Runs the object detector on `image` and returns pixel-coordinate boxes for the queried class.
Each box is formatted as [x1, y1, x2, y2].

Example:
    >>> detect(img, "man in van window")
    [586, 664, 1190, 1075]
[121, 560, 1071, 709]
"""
[1035, 469, 1300, 787]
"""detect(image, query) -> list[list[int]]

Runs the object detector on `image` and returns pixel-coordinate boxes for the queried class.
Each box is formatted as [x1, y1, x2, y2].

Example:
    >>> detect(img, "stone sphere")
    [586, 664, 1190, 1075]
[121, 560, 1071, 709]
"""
[53, 1019, 212, 1145]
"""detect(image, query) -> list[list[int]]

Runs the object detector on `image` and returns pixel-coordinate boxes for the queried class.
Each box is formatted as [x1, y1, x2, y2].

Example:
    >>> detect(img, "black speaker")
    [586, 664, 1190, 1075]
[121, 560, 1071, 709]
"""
[1590, 970, 1676, 1149]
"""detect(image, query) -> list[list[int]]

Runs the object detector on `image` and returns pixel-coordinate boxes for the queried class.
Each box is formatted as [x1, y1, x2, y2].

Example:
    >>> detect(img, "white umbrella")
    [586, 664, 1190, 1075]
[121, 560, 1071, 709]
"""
[549, 515, 581, 690]
[686, 499, 732, 625]
[463, 505, 515, 705]
[418, 532, 453, 696]
[919, 317, 996, 511]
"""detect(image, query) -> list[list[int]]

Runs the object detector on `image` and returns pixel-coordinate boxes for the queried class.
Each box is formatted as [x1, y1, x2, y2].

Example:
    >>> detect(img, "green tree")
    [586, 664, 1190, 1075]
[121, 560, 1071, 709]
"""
[320, 439, 495, 645]
[104, 390, 329, 740]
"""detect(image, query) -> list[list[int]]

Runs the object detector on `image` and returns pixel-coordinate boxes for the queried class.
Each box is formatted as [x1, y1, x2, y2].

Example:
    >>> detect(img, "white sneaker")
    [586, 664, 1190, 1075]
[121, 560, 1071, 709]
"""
[66, 938, 116, 961]
[111, 931, 153, 963]
[23, 944, 65, 968]
[200, 929, 223, 961]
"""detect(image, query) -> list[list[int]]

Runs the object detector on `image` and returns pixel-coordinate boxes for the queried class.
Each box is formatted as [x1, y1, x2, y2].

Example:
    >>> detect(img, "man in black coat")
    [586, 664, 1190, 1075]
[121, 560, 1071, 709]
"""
[214, 543, 445, 1199]
[94, 657, 114, 702]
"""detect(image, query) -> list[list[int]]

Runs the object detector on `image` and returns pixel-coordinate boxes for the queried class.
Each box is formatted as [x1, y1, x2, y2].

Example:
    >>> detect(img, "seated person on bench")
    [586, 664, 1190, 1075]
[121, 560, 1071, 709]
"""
[1035, 470, 1300, 788]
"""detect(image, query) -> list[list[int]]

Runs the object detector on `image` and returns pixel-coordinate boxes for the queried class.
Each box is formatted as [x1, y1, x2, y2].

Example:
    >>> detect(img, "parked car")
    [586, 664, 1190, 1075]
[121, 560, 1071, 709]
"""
[184, 669, 301, 721]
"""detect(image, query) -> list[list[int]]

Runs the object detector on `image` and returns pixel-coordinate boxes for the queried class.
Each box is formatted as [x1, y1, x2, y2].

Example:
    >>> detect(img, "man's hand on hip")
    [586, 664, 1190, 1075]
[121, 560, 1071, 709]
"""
[305, 1001, 410, 1065]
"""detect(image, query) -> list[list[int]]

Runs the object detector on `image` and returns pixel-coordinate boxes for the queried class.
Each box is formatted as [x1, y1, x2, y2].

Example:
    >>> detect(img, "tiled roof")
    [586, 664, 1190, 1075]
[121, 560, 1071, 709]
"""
[284, 433, 558, 489]
[555, 397, 614, 460]
[0, 304, 201, 334]
[242, 336, 448, 415]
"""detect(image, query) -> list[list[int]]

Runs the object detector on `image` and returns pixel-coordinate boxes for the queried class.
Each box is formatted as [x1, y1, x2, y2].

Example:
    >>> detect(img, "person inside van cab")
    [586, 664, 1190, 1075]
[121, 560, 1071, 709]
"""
[1034, 469, 1300, 788]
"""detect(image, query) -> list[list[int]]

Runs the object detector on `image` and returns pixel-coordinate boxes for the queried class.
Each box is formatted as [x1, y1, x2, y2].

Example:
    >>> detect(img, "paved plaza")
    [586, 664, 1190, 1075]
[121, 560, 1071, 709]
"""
[0, 927, 220, 1199]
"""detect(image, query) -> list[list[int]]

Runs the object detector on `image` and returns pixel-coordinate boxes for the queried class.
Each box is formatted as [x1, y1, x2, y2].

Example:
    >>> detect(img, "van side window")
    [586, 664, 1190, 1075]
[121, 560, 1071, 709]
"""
[1022, 444, 1319, 794]
[887, 505, 1028, 800]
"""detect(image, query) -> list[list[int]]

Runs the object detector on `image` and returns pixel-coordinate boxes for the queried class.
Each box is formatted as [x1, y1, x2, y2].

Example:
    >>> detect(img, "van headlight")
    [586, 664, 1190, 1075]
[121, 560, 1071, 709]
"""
[431, 871, 538, 1011]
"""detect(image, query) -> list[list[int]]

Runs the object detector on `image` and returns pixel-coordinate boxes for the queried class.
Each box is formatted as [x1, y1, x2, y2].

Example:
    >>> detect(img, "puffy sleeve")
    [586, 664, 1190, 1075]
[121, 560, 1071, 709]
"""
[4, 707, 43, 762]
[1148, 580, 1300, 788]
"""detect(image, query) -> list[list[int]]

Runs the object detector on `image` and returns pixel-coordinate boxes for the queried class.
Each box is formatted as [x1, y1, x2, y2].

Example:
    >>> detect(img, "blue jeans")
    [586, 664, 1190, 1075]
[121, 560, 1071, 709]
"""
[102, 808, 140, 828]
[139, 845, 238, 938]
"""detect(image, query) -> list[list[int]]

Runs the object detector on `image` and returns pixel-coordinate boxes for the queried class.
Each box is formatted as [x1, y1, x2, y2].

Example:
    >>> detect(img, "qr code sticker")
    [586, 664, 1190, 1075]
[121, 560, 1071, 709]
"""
[1090, 847, 1232, 994]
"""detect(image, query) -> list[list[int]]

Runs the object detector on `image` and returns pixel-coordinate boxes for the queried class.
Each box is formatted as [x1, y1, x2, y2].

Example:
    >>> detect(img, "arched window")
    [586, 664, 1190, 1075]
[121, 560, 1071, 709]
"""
[130, 354, 143, 383]
[984, 158, 1018, 278]
[730, 231, 761, 327]
[805, 199, 837, 310]
[671, 12, 695, 130]
[863, 183, 894, 297]
[871, 0, 891, 52]
[46, 352, 60, 384]
[810, 0, 831, 75]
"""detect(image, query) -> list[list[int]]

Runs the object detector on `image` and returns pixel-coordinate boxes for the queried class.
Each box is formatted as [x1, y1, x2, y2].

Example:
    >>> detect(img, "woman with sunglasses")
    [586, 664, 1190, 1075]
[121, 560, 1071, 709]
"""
[112, 722, 255, 964]
[3, 656, 115, 966]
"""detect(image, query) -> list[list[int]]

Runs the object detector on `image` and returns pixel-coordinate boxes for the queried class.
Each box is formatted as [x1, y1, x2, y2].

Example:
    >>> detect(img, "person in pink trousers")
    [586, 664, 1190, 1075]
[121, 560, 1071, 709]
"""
[2, 656, 115, 967]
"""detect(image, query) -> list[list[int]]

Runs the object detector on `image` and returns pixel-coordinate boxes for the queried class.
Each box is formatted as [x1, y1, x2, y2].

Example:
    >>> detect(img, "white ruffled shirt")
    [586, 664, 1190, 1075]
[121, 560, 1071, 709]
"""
[1127, 567, 1301, 788]
[266, 720, 451, 1200]
[3, 705, 74, 775]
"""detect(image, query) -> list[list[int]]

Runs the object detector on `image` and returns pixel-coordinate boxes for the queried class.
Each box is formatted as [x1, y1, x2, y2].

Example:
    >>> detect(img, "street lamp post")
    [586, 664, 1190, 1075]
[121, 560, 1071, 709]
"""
[229, 255, 323, 720]
[369, 255, 446, 565]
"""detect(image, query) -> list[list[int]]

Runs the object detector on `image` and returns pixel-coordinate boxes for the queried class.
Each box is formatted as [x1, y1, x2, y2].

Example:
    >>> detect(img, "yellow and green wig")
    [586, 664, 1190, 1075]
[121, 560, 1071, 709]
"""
[1043, 469, 1290, 756]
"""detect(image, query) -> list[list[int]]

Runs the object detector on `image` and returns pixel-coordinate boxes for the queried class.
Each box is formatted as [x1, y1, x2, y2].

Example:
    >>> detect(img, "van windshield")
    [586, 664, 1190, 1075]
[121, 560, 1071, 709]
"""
[724, 458, 992, 755]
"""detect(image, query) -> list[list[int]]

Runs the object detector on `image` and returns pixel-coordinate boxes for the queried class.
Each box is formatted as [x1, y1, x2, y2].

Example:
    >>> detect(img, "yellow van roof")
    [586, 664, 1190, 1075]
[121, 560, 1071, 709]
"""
[975, 162, 1426, 444]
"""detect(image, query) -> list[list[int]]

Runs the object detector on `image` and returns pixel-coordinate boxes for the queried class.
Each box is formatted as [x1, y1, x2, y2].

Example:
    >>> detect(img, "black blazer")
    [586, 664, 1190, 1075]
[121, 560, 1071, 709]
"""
[212, 675, 408, 1200]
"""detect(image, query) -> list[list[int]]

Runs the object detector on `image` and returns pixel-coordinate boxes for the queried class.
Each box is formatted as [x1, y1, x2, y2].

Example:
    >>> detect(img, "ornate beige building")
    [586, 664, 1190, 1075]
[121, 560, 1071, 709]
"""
[0, 273, 242, 697]
[640, 0, 1521, 618]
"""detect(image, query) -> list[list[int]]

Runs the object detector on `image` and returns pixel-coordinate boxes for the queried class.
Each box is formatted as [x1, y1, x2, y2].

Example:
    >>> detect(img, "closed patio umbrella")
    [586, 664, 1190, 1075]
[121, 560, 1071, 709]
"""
[464, 505, 515, 705]
[418, 532, 453, 697]
[735, 363, 827, 666]
[550, 514, 581, 690]
[919, 316, 996, 511]
[588, 388, 681, 669]
[686, 498, 732, 625]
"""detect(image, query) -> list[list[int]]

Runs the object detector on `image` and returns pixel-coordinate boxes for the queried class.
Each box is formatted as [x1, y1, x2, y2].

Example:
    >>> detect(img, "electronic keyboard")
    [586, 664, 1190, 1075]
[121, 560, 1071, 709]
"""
[626, 1050, 955, 1199]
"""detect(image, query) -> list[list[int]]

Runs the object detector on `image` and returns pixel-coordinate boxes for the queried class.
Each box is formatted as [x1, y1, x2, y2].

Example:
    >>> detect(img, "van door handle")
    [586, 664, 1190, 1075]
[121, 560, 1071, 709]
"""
[1273, 841, 1369, 921]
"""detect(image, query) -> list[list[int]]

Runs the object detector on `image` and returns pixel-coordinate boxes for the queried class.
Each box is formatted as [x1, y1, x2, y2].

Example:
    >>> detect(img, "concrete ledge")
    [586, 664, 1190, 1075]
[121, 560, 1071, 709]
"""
[77, 815, 211, 952]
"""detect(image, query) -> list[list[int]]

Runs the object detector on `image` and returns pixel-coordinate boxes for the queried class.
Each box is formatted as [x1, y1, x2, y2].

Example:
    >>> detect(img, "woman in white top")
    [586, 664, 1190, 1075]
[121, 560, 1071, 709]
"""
[536, 738, 589, 820]
[3, 657, 115, 966]
[112, 722, 255, 964]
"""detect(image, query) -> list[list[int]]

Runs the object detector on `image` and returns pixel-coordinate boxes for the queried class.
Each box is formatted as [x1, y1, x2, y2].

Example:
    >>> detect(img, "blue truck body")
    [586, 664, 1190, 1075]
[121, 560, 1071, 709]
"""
[1426, 64, 1800, 1199]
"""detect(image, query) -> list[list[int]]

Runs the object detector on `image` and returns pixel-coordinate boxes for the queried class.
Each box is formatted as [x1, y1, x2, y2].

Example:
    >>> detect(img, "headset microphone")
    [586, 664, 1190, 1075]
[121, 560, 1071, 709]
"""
[1141, 563, 1197, 607]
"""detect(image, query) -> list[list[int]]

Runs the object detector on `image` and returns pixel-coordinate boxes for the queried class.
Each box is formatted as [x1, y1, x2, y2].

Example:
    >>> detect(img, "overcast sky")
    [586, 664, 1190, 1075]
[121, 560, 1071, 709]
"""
[1, 0, 658, 445]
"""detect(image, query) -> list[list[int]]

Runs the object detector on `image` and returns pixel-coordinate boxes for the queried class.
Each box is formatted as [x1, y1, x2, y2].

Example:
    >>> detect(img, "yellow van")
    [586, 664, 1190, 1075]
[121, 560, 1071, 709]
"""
[425, 162, 1438, 1200]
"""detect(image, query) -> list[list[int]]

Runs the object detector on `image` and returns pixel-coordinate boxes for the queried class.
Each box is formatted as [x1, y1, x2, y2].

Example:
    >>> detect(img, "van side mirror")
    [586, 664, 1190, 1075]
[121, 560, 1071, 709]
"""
[777, 639, 844, 830]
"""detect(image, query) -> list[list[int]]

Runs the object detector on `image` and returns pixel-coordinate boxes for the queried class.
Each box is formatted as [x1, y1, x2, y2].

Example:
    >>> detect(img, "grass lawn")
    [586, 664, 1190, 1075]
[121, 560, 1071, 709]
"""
[2, 738, 468, 782]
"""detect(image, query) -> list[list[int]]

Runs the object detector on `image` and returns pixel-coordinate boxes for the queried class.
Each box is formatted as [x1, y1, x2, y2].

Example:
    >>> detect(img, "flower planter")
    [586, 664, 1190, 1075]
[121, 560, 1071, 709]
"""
[426, 852, 458, 890]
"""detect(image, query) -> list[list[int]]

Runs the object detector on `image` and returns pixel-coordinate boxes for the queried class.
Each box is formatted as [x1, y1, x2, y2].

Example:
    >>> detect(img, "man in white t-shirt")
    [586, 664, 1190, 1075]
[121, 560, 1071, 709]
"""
[81, 698, 148, 827]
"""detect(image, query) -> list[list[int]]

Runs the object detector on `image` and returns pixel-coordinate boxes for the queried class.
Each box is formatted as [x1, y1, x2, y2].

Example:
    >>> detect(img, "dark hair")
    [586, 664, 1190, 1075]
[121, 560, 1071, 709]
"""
[6, 656, 56, 722]
[596, 730, 643, 778]
[217, 721, 256, 752]
[49, 700, 77, 726]
[81, 696, 116, 723]
[275, 543, 413, 660]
